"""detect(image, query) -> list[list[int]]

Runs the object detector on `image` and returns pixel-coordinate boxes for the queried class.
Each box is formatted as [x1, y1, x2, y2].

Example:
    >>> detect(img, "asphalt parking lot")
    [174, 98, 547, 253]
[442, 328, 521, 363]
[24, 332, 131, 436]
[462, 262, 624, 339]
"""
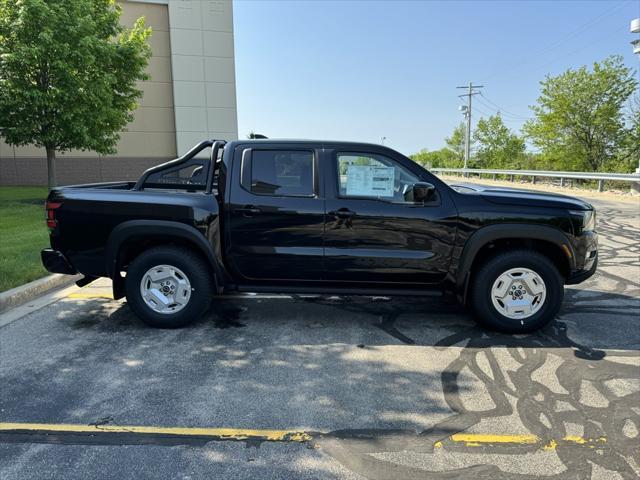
[1, 193, 639, 479]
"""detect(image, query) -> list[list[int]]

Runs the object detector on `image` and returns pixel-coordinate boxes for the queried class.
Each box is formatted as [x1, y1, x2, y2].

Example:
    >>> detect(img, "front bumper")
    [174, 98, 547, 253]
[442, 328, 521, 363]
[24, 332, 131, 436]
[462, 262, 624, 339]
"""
[565, 227, 598, 285]
[41, 249, 77, 275]
[566, 255, 597, 285]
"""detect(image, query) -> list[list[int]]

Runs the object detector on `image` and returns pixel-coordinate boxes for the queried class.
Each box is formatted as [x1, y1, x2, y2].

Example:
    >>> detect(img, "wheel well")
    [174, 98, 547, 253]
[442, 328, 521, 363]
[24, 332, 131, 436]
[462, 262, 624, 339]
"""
[116, 236, 212, 275]
[468, 238, 570, 283]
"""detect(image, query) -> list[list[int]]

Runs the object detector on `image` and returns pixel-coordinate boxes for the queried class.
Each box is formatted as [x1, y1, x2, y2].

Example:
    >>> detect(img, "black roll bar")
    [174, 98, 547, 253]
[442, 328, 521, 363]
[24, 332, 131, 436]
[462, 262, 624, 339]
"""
[206, 140, 226, 194]
[133, 139, 226, 192]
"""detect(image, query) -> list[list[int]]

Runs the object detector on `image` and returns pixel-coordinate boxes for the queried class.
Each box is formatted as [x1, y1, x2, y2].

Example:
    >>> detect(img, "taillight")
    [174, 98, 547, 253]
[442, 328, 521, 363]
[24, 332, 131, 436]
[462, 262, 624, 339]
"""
[45, 201, 62, 230]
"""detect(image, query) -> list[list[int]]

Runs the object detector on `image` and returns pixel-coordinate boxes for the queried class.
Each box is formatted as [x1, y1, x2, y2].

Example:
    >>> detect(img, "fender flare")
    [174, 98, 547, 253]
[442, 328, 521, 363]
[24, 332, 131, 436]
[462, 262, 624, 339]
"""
[105, 220, 226, 289]
[455, 223, 576, 289]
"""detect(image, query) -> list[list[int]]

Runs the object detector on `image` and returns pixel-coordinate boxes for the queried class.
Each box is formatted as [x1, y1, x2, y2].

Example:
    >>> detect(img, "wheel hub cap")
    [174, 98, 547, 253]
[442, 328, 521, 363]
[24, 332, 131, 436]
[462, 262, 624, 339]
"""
[491, 267, 546, 320]
[140, 265, 192, 314]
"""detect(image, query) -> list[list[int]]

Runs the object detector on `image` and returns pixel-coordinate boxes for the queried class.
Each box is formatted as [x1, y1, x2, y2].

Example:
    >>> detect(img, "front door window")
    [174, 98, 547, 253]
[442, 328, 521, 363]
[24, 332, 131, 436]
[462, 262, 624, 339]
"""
[337, 153, 421, 204]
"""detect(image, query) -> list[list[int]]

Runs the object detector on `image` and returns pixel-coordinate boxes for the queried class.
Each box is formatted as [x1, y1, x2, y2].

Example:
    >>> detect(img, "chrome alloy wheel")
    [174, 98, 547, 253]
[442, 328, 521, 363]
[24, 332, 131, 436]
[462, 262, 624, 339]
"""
[139, 264, 192, 314]
[491, 267, 546, 320]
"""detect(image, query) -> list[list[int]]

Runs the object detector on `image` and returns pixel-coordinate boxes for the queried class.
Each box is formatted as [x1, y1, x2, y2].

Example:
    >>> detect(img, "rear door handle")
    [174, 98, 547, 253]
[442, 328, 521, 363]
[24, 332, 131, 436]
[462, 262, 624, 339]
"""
[329, 208, 356, 219]
[235, 205, 261, 216]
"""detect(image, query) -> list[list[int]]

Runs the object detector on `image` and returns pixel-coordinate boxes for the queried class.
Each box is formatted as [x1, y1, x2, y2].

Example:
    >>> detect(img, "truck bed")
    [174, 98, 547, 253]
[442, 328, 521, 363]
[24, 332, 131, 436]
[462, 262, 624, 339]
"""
[47, 184, 220, 278]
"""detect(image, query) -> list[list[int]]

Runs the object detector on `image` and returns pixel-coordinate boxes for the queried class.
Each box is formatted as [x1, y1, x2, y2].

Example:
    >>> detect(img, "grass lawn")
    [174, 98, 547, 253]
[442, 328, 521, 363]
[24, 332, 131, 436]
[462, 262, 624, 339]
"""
[0, 186, 49, 291]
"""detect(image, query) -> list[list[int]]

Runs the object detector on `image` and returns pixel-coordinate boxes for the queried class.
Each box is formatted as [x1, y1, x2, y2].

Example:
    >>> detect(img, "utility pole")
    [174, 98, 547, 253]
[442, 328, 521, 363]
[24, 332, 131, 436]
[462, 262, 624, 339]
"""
[631, 18, 640, 178]
[457, 82, 483, 173]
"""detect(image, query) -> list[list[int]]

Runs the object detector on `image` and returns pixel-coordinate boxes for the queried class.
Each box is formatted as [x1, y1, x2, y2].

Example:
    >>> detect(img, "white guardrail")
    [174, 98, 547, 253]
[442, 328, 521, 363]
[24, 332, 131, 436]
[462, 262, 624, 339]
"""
[430, 168, 640, 192]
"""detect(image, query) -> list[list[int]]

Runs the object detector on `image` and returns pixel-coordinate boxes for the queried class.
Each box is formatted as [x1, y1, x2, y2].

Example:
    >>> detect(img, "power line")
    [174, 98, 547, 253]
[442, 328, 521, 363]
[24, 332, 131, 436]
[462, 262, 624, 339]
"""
[474, 100, 526, 122]
[473, 105, 495, 117]
[475, 97, 514, 117]
[471, 105, 528, 129]
[520, 24, 631, 77]
[477, 93, 532, 121]
[479, 0, 630, 82]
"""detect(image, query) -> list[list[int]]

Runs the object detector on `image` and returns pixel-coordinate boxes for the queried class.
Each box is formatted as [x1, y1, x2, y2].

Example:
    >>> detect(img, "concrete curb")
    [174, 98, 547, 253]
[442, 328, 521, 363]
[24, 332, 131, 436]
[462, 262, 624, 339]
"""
[0, 274, 82, 314]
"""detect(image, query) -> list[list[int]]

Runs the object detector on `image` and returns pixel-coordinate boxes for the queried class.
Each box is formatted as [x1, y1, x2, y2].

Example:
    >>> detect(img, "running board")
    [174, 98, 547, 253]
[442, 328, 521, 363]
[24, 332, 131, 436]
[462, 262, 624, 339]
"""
[232, 285, 443, 297]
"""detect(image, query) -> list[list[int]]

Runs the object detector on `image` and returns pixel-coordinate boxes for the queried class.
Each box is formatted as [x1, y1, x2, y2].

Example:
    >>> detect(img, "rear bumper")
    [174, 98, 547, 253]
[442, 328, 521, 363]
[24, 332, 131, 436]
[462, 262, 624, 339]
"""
[41, 249, 77, 275]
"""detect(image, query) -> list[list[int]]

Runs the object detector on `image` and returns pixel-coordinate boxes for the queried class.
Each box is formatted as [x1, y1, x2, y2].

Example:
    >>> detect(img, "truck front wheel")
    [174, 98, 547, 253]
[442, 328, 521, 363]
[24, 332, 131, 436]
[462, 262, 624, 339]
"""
[125, 246, 213, 328]
[469, 250, 564, 333]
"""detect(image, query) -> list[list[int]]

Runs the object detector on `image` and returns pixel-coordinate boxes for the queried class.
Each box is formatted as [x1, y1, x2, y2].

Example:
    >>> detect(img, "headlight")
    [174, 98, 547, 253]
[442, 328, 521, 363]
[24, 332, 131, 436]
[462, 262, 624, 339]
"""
[569, 210, 596, 233]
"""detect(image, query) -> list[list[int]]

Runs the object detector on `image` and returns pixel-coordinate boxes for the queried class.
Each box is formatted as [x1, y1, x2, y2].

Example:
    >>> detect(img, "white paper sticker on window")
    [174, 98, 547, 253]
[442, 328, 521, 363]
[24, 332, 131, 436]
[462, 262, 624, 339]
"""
[346, 165, 394, 197]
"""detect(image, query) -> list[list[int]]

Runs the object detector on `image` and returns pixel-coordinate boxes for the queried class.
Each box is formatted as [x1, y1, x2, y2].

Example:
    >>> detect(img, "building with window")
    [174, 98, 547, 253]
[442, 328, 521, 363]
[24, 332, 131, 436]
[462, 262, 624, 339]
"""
[0, 0, 238, 186]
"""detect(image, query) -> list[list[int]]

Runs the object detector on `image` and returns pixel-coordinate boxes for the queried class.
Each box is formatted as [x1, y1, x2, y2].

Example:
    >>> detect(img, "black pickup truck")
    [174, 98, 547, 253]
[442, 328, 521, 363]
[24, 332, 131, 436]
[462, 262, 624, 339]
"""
[42, 139, 597, 333]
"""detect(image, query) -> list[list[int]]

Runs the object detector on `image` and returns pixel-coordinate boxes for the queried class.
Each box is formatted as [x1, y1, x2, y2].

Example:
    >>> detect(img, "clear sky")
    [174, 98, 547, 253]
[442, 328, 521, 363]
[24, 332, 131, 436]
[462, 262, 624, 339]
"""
[233, 0, 640, 155]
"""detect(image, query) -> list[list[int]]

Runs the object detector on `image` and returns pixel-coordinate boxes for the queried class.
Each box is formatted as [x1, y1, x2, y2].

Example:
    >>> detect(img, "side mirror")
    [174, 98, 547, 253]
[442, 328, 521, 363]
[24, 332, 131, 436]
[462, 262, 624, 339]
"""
[412, 182, 436, 202]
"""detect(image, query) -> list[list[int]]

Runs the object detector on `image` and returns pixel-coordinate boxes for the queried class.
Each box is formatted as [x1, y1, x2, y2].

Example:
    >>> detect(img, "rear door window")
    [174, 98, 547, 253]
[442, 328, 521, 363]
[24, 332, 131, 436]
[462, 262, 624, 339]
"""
[242, 150, 314, 197]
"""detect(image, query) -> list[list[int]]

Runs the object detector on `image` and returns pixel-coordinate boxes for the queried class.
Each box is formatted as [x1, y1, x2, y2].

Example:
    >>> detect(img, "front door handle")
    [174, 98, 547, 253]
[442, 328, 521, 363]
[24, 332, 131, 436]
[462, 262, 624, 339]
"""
[235, 205, 261, 216]
[329, 208, 356, 219]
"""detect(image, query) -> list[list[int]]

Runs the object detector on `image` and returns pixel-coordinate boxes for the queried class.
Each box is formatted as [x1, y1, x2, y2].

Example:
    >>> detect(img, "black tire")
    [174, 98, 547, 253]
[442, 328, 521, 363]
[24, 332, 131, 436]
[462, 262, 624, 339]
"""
[125, 246, 213, 328]
[469, 249, 564, 334]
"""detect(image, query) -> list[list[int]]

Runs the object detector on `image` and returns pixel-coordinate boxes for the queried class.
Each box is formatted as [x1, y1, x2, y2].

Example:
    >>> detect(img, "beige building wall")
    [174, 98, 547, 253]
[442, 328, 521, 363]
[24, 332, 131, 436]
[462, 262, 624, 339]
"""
[114, 1, 177, 159]
[1, 0, 235, 185]
[167, 0, 238, 155]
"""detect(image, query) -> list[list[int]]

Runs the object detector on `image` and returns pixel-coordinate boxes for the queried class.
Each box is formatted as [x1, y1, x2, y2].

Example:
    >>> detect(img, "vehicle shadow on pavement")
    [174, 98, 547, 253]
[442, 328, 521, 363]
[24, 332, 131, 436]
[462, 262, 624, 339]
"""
[65, 284, 640, 354]
[4, 199, 637, 479]
[0, 282, 637, 480]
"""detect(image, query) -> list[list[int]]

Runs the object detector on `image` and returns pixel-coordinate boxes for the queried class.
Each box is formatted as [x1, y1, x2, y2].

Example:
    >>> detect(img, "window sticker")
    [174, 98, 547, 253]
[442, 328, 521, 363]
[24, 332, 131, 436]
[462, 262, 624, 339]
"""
[346, 165, 394, 197]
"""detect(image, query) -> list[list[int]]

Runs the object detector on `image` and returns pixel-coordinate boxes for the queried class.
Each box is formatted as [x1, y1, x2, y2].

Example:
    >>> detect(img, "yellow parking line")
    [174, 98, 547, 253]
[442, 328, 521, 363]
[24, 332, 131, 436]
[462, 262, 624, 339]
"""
[65, 293, 342, 300]
[67, 293, 114, 299]
[0, 423, 610, 450]
[564, 435, 606, 445]
[450, 433, 539, 444]
[0, 423, 311, 442]
[446, 433, 608, 450]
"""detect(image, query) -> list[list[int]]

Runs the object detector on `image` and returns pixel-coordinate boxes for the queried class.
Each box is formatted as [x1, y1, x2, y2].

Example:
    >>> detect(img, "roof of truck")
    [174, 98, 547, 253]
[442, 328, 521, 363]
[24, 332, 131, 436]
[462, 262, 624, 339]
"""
[224, 138, 403, 151]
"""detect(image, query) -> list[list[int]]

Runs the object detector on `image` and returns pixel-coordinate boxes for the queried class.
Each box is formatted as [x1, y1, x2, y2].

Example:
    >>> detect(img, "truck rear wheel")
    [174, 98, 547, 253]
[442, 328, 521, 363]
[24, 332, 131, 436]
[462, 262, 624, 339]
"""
[469, 249, 564, 333]
[125, 246, 212, 328]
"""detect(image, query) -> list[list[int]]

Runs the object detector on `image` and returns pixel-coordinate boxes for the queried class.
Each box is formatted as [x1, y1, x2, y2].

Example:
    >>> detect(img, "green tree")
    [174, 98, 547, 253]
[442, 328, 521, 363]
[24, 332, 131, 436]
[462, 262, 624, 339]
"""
[0, 0, 151, 190]
[473, 114, 525, 168]
[411, 148, 461, 169]
[444, 122, 467, 163]
[410, 123, 473, 169]
[615, 94, 640, 172]
[523, 55, 638, 172]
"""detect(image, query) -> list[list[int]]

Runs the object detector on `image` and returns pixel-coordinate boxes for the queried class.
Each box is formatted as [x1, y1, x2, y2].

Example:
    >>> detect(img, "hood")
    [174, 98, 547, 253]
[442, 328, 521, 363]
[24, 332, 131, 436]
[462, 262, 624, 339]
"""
[450, 183, 593, 210]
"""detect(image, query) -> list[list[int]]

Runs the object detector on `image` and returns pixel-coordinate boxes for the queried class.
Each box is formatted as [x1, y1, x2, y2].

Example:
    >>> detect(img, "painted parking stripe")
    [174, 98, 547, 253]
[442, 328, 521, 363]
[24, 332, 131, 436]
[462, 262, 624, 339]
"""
[0, 423, 311, 444]
[66, 293, 115, 299]
[450, 433, 539, 444]
[0, 423, 609, 450]
[66, 293, 336, 300]
[438, 433, 608, 450]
